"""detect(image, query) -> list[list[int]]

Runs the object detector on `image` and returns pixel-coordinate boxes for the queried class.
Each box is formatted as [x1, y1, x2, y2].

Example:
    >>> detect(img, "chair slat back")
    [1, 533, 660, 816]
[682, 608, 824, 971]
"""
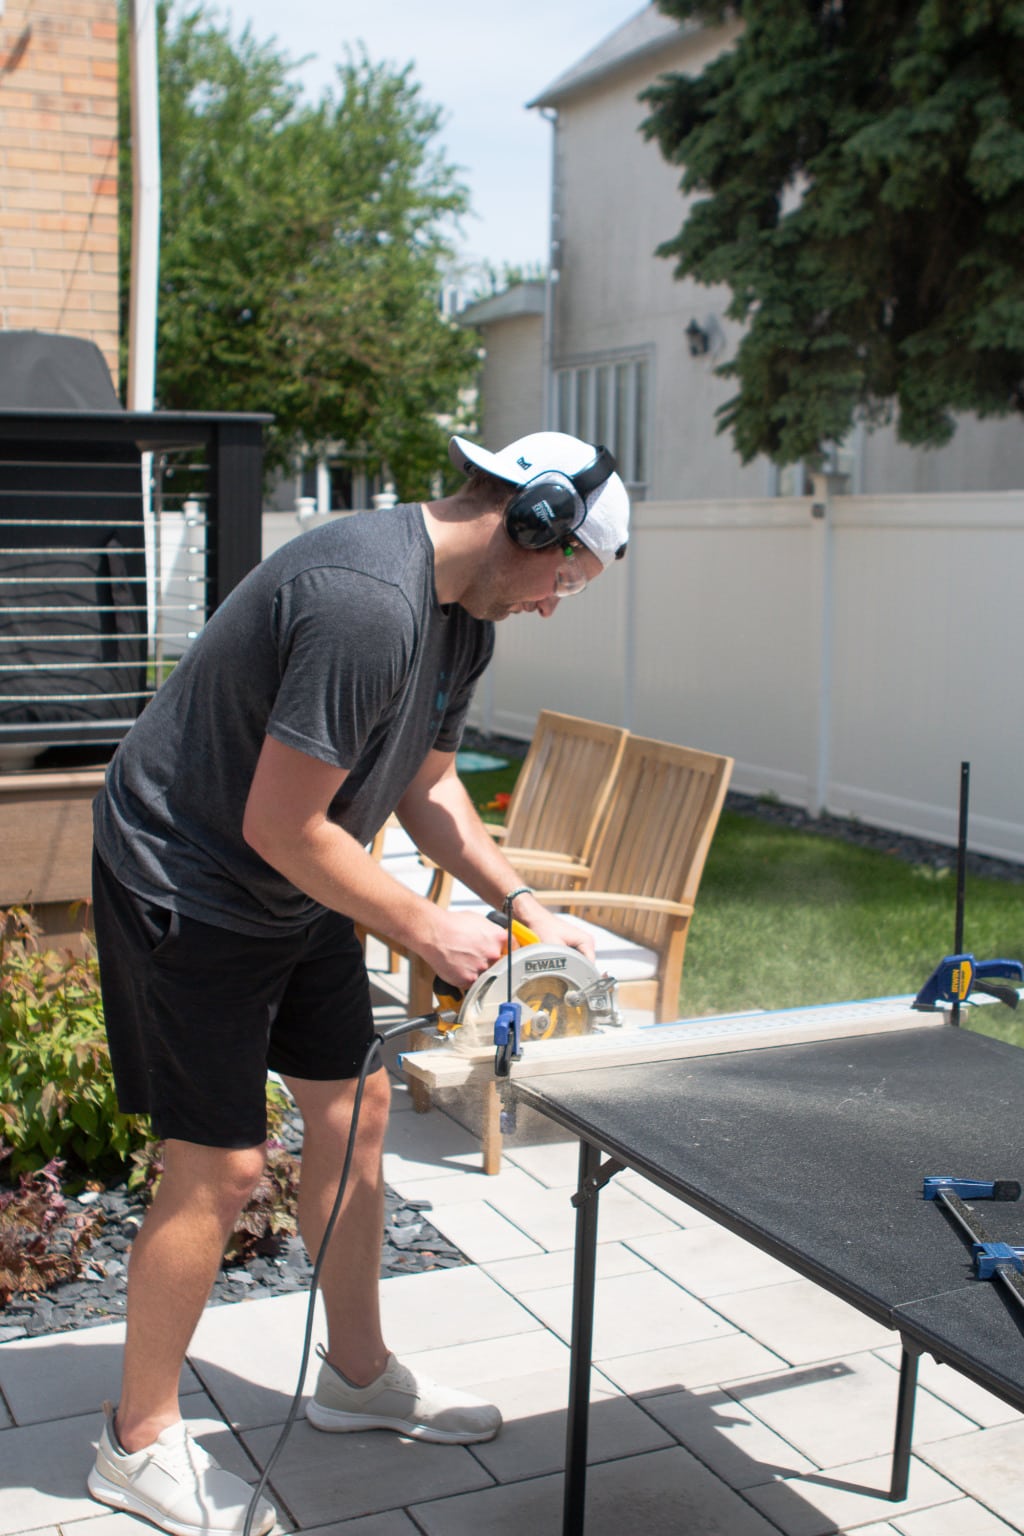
[584, 735, 733, 949]
[503, 711, 627, 886]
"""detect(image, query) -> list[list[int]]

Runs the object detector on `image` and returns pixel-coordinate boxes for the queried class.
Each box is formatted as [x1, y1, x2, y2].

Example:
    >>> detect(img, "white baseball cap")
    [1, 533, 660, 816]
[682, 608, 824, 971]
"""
[448, 430, 630, 566]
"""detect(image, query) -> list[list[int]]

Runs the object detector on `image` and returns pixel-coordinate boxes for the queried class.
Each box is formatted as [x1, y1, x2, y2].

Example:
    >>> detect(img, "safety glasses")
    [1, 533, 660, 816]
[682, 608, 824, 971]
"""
[554, 544, 589, 598]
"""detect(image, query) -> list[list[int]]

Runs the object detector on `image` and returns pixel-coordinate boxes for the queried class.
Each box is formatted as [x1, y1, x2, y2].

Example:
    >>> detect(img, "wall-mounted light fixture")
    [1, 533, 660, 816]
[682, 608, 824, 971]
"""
[685, 318, 711, 357]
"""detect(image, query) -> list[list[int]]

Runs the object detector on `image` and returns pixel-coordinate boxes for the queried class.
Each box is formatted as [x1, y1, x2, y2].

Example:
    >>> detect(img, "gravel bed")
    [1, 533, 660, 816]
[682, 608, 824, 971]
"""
[0, 1110, 466, 1343]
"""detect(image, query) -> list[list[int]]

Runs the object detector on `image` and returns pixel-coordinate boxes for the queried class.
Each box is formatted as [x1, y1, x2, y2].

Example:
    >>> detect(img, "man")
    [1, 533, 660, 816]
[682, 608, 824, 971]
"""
[87, 430, 630, 1536]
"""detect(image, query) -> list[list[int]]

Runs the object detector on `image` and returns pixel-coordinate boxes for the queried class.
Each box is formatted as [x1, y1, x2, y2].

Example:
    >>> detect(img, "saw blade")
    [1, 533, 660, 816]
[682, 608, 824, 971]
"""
[452, 944, 599, 1053]
[515, 976, 589, 1040]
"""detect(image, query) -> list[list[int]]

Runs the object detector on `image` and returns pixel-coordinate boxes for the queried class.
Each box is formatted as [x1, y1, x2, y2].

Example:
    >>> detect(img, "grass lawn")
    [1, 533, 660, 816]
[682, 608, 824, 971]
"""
[461, 762, 1024, 1051]
[679, 809, 1024, 1050]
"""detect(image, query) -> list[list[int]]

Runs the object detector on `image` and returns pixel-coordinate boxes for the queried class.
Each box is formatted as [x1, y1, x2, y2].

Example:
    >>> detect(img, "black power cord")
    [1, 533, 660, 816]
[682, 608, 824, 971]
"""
[242, 1010, 447, 1536]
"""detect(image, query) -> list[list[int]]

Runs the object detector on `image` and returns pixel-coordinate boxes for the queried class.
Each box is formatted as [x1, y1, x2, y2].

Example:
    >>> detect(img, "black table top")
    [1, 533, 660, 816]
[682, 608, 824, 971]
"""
[514, 1024, 1024, 1410]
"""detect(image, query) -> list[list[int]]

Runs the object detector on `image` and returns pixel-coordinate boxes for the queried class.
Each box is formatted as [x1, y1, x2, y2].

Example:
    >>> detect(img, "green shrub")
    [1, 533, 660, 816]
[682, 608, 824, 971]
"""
[0, 908, 304, 1281]
[0, 1145, 103, 1304]
[225, 1141, 301, 1264]
[0, 909, 151, 1177]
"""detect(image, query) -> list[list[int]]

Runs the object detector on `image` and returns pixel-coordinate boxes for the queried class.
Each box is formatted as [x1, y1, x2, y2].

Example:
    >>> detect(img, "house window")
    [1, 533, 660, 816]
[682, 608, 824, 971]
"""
[554, 355, 650, 492]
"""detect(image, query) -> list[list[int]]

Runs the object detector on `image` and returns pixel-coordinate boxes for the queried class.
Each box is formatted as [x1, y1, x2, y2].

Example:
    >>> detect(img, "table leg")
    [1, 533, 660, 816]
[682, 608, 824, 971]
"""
[563, 1138, 602, 1536]
[889, 1343, 919, 1500]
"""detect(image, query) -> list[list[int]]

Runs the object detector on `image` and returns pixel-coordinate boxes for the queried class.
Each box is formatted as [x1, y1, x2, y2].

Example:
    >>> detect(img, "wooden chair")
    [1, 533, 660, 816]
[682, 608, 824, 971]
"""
[527, 734, 734, 1023]
[488, 710, 627, 889]
[408, 734, 734, 1170]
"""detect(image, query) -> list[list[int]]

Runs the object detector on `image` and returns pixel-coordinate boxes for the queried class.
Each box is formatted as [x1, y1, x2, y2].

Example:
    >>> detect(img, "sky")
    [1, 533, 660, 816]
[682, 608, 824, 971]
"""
[215, 0, 646, 279]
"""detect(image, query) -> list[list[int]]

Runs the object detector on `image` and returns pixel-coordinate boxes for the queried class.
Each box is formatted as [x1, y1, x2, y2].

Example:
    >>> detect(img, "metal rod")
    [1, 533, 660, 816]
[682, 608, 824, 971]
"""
[563, 1138, 602, 1536]
[0, 546, 151, 556]
[0, 515, 209, 526]
[0, 603, 196, 614]
[0, 660, 151, 672]
[0, 691, 153, 703]
[952, 761, 970, 1027]
[0, 631, 198, 643]
[0, 575, 151, 584]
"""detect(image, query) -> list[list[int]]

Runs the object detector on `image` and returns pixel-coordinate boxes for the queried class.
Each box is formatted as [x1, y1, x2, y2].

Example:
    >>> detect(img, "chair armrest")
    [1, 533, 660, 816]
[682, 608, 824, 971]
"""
[501, 848, 590, 874]
[530, 890, 695, 919]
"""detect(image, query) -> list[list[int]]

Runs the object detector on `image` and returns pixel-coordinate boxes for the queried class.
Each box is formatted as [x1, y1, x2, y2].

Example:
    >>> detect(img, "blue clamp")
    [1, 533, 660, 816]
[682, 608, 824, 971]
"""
[493, 1000, 523, 1078]
[973, 1242, 1024, 1279]
[913, 954, 1023, 1012]
[923, 1176, 1022, 1201]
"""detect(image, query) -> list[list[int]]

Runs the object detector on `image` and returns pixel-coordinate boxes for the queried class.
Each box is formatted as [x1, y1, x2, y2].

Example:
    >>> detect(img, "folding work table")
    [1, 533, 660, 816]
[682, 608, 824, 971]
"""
[513, 1021, 1024, 1536]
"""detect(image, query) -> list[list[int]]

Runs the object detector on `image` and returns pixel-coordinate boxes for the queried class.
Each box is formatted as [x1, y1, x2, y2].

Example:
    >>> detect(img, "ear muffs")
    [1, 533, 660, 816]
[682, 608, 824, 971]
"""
[504, 445, 617, 551]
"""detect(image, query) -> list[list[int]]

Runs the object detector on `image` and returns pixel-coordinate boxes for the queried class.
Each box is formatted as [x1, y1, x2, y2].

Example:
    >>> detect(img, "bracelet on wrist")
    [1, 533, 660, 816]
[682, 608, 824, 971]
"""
[504, 885, 533, 910]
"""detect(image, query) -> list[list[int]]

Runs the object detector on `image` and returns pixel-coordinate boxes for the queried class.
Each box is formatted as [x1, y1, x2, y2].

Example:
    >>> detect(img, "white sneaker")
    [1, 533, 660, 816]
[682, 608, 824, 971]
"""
[306, 1347, 501, 1444]
[88, 1402, 276, 1536]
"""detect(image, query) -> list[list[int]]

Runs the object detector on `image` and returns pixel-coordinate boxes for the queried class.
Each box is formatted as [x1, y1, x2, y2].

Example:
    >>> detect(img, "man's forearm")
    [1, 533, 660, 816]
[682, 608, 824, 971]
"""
[396, 772, 533, 912]
[246, 811, 436, 950]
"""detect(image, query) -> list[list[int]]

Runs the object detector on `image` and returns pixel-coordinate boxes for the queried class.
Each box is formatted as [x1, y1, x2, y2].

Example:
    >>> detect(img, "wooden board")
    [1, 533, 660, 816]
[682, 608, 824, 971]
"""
[398, 996, 946, 1092]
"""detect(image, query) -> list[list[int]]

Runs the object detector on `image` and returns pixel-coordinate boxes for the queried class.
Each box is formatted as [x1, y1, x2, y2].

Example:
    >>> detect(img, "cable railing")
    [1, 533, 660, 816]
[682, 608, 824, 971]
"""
[0, 409, 268, 765]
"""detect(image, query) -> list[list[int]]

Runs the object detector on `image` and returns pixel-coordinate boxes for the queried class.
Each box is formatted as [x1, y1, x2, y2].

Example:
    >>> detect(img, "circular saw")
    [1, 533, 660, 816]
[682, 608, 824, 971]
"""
[439, 933, 621, 1061]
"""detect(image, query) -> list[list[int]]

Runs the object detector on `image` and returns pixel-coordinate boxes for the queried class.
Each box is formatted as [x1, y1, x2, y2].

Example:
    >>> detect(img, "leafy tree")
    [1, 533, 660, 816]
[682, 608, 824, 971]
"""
[119, 4, 479, 493]
[470, 260, 547, 299]
[642, 1, 1024, 466]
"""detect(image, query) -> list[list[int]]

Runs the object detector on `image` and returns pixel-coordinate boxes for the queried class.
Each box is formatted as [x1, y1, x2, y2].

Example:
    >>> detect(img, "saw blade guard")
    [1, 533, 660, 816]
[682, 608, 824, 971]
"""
[449, 944, 618, 1057]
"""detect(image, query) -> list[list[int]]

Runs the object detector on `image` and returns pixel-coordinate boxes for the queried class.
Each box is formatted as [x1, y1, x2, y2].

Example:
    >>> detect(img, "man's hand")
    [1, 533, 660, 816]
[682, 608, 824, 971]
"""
[418, 908, 509, 993]
[511, 898, 596, 964]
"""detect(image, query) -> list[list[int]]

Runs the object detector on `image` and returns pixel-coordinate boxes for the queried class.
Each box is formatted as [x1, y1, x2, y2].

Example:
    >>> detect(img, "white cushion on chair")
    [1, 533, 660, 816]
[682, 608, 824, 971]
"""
[543, 915, 658, 983]
[444, 879, 658, 983]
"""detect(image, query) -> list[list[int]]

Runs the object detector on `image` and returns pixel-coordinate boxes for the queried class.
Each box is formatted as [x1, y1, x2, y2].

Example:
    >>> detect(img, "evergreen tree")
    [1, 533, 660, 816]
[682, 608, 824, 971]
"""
[643, 1, 1024, 466]
[119, 4, 478, 493]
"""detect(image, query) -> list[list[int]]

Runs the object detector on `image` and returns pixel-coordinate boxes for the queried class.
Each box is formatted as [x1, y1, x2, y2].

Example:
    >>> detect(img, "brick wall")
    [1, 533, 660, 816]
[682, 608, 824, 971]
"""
[0, 0, 120, 389]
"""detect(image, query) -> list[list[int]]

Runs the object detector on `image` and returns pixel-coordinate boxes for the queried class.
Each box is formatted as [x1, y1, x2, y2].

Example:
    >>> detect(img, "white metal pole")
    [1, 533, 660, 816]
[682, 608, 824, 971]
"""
[127, 0, 161, 645]
[811, 474, 835, 815]
[539, 107, 558, 430]
[127, 0, 160, 412]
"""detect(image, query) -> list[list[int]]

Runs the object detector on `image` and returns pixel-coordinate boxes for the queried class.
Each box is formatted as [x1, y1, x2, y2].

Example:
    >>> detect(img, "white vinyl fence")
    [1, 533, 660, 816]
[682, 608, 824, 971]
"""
[468, 489, 1024, 865]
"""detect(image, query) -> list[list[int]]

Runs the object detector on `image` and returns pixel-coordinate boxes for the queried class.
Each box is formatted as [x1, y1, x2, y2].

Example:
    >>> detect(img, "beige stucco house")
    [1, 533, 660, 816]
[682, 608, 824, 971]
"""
[464, 4, 1024, 500]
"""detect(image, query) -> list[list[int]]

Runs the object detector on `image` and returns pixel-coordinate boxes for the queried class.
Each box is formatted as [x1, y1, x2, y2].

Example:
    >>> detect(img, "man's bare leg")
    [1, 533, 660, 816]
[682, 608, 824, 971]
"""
[115, 1139, 267, 1452]
[286, 1066, 502, 1444]
[283, 1068, 391, 1384]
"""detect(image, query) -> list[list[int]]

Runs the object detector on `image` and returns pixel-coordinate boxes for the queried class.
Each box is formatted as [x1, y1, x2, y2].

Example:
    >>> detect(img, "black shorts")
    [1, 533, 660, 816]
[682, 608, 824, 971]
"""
[92, 850, 377, 1148]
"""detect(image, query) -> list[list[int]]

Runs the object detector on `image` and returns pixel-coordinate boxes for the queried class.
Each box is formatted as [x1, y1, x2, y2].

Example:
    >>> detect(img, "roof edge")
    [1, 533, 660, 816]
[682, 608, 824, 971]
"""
[457, 281, 547, 327]
[528, 9, 701, 110]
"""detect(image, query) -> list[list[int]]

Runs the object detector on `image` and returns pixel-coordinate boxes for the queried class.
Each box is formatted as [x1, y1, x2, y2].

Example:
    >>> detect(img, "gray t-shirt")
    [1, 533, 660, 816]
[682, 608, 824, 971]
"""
[93, 503, 494, 935]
